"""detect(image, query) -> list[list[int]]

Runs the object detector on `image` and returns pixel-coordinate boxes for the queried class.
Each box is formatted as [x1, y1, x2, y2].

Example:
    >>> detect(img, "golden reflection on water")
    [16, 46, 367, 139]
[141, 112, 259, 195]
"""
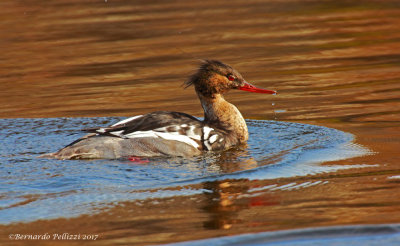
[1, 0, 400, 245]
[2, 0, 400, 122]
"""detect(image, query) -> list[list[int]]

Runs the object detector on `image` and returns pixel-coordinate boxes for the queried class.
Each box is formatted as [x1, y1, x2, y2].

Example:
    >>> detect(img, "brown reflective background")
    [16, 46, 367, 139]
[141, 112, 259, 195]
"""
[1, 0, 400, 245]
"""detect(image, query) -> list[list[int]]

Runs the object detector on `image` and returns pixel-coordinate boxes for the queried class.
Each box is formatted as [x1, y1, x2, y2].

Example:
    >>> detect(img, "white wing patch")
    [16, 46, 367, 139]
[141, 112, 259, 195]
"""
[152, 126, 201, 141]
[124, 130, 200, 149]
[108, 130, 124, 137]
[203, 126, 214, 139]
[95, 116, 143, 135]
[204, 141, 212, 150]
[209, 134, 218, 144]
[202, 126, 216, 151]
[111, 115, 143, 127]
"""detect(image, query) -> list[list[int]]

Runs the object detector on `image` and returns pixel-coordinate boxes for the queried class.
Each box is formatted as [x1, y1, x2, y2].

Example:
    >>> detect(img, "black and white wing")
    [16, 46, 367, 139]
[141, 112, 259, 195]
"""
[85, 111, 204, 150]
[201, 125, 229, 151]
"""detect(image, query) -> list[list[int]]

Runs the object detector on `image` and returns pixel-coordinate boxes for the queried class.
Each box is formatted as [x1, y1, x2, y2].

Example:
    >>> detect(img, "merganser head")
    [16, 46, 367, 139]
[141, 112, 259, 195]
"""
[185, 60, 276, 98]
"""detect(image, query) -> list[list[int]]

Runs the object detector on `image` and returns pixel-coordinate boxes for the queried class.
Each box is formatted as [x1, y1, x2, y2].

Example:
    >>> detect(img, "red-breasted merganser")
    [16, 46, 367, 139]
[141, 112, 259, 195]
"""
[41, 60, 276, 159]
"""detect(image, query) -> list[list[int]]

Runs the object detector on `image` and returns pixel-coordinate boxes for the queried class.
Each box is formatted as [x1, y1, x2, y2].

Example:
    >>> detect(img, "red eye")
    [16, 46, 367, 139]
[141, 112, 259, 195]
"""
[227, 75, 235, 81]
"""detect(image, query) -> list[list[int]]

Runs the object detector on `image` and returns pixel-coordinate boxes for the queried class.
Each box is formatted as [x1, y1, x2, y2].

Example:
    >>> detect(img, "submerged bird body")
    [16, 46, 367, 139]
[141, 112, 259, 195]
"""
[42, 60, 276, 159]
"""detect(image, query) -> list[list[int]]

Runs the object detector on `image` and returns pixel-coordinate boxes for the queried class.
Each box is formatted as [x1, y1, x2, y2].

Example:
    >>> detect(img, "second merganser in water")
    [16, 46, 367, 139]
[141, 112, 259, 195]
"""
[42, 60, 276, 159]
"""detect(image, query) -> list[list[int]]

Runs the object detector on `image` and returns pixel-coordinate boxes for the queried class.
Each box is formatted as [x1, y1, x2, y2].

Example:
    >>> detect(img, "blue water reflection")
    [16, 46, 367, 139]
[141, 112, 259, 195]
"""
[0, 117, 369, 224]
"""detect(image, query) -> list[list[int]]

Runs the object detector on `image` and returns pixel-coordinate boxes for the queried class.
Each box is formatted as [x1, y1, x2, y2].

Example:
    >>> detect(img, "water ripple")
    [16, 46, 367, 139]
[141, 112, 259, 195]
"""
[0, 117, 369, 224]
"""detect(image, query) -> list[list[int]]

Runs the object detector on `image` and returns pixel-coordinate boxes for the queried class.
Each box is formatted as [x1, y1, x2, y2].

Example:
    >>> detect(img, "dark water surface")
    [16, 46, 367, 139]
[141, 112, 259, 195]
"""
[1, 0, 400, 245]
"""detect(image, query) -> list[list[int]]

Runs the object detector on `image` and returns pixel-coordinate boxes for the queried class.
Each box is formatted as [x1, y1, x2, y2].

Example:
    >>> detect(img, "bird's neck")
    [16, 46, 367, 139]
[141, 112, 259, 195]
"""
[198, 93, 248, 143]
